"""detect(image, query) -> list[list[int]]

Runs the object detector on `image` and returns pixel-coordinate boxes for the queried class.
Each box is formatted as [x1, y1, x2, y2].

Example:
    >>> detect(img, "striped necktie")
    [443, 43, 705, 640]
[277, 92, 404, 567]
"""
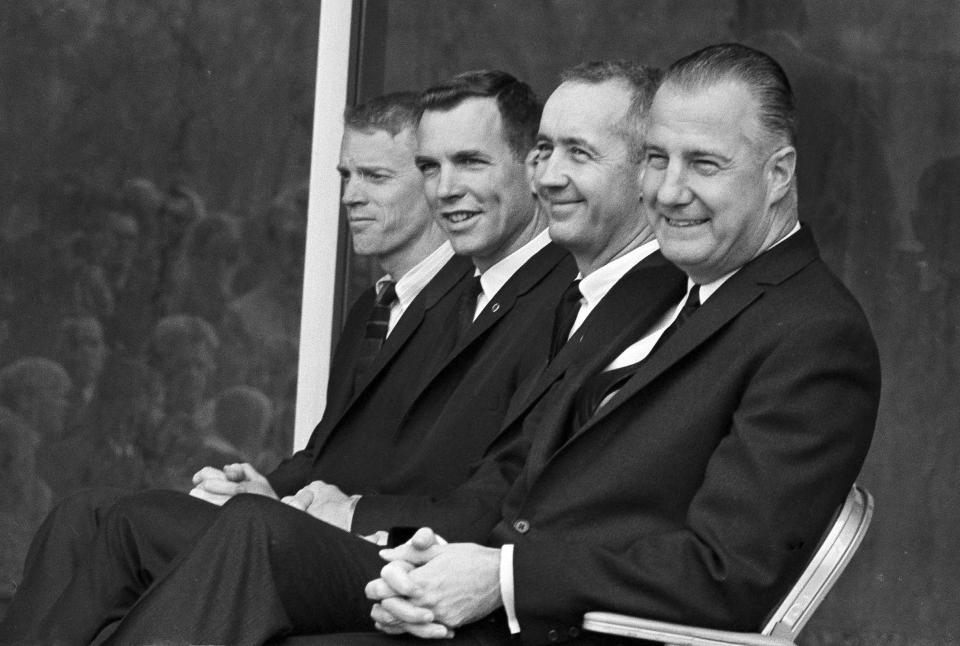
[353, 281, 398, 391]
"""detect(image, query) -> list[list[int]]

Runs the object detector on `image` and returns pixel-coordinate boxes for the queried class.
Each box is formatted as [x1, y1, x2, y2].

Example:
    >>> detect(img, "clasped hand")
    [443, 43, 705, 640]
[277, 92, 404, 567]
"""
[280, 480, 356, 530]
[365, 528, 503, 639]
[189, 463, 277, 505]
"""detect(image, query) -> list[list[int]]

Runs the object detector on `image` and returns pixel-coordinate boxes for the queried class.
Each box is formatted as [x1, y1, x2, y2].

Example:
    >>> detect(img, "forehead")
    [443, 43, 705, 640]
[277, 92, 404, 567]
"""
[646, 80, 764, 152]
[339, 126, 417, 167]
[540, 79, 632, 140]
[417, 97, 511, 157]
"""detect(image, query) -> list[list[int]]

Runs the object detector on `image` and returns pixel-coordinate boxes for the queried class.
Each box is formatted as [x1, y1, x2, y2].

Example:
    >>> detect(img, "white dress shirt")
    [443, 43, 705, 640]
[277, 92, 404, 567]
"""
[374, 242, 454, 336]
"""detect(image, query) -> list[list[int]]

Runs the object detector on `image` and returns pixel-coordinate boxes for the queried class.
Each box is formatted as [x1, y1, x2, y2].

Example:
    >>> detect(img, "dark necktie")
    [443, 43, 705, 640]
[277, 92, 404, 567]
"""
[353, 281, 398, 391]
[457, 275, 484, 341]
[570, 284, 701, 433]
[549, 279, 582, 360]
[650, 283, 701, 353]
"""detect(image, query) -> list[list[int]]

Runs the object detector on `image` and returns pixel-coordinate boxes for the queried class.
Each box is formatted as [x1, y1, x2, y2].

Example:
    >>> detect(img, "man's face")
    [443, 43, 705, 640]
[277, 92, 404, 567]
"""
[416, 98, 534, 270]
[534, 80, 645, 271]
[642, 80, 792, 284]
[338, 127, 434, 264]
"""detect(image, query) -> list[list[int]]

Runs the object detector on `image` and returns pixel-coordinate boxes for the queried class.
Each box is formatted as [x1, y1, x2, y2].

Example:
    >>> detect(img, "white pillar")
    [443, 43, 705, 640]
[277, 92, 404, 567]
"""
[294, 0, 353, 450]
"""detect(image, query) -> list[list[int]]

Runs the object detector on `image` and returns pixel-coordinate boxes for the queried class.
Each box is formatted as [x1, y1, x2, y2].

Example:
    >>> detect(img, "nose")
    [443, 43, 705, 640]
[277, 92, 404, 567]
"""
[341, 176, 365, 206]
[535, 151, 569, 191]
[434, 165, 465, 202]
[653, 162, 692, 207]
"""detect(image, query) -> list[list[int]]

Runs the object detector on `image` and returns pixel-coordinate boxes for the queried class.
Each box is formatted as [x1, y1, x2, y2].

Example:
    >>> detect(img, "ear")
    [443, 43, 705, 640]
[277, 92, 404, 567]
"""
[765, 145, 796, 205]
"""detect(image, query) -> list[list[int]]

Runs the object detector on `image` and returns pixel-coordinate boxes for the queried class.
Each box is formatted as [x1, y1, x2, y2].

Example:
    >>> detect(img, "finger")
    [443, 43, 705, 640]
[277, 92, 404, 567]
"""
[379, 540, 440, 566]
[235, 462, 264, 482]
[195, 478, 242, 496]
[409, 527, 440, 550]
[284, 489, 313, 511]
[379, 561, 420, 597]
[365, 577, 399, 601]
[402, 623, 454, 640]
[370, 602, 403, 626]
[188, 487, 231, 506]
[373, 621, 407, 635]
[192, 466, 226, 485]
[378, 595, 434, 624]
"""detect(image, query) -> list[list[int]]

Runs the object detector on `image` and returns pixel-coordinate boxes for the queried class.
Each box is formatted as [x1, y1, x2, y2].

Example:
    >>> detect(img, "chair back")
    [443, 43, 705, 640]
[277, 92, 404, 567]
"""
[763, 484, 874, 640]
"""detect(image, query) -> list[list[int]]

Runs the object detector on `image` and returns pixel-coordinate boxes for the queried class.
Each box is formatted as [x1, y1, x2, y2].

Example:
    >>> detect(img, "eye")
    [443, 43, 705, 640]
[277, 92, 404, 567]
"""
[365, 172, 390, 184]
[570, 146, 591, 162]
[535, 142, 553, 160]
[462, 156, 488, 169]
[417, 161, 439, 177]
[693, 159, 720, 176]
[644, 152, 668, 170]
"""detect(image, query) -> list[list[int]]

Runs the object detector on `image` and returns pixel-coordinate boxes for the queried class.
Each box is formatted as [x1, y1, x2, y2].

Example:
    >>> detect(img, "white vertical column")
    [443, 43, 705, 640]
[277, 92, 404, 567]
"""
[294, 0, 353, 450]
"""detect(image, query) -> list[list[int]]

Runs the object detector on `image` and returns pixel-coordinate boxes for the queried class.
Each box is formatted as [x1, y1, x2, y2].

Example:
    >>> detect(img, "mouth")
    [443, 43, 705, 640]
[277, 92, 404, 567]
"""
[441, 210, 480, 224]
[664, 216, 708, 228]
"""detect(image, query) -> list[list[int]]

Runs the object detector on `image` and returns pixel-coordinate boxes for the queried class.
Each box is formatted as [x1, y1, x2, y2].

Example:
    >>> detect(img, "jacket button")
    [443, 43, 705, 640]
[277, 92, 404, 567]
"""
[513, 519, 530, 533]
[568, 626, 580, 637]
[547, 628, 559, 641]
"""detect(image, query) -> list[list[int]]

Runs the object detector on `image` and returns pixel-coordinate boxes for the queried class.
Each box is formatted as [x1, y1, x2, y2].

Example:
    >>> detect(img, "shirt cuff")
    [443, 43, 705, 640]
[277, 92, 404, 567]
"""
[500, 544, 521, 634]
[343, 494, 362, 531]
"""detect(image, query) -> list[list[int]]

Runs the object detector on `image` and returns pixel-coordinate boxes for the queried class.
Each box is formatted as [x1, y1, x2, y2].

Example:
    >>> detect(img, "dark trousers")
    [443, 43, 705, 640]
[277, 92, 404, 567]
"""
[1, 489, 633, 646]
[0, 487, 133, 643]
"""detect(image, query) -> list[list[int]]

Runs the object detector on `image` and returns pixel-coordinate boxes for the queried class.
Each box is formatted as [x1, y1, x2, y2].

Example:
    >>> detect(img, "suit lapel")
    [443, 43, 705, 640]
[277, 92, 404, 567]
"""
[409, 243, 572, 402]
[569, 227, 821, 442]
[335, 255, 473, 422]
[501, 252, 686, 430]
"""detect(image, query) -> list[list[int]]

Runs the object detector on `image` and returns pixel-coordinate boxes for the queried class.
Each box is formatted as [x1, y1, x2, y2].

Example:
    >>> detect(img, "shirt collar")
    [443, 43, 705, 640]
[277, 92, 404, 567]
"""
[696, 221, 801, 304]
[577, 238, 660, 310]
[477, 228, 551, 301]
[376, 241, 454, 310]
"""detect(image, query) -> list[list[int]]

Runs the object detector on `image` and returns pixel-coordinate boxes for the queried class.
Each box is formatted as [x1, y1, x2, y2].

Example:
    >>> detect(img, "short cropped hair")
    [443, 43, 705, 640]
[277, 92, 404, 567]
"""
[560, 60, 663, 159]
[418, 70, 541, 160]
[662, 43, 797, 146]
[344, 92, 421, 137]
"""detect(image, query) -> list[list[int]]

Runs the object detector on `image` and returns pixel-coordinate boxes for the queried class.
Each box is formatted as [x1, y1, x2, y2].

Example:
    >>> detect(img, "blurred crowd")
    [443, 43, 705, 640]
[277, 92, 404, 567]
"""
[0, 177, 308, 545]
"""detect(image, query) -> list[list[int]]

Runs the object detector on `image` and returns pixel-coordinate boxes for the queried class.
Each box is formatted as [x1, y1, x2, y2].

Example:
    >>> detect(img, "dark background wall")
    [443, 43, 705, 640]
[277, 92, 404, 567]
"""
[0, 0, 318, 610]
[343, 1, 958, 644]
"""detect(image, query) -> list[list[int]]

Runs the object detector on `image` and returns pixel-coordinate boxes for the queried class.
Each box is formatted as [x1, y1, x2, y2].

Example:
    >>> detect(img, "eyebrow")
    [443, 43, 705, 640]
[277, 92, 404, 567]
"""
[450, 149, 491, 163]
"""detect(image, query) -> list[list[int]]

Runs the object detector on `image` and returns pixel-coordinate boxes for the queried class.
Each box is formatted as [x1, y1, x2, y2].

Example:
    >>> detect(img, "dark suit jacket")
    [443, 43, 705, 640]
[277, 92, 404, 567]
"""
[350, 250, 687, 534]
[269, 242, 577, 499]
[266, 254, 474, 497]
[362, 228, 881, 646]
[344, 242, 576, 497]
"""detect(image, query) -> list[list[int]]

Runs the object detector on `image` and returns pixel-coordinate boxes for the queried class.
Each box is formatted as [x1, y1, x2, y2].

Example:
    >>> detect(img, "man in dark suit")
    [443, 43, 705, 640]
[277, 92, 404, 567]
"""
[0, 90, 470, 638]
[357, 44, 880, 643]
[9, 47, 880, 646]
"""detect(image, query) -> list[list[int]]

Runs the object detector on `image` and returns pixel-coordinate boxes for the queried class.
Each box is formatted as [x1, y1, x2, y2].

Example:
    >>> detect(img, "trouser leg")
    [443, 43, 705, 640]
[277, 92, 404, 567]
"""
[103, 493, 384, 646]
[0, 487, 130, 642]
[37, 488, 218, 645]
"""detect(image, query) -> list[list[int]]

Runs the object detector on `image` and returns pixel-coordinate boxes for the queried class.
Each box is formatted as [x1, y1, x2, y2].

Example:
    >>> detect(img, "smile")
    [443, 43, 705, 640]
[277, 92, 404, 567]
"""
[665, 216, 708, 228]
[443, 211, 480, 224]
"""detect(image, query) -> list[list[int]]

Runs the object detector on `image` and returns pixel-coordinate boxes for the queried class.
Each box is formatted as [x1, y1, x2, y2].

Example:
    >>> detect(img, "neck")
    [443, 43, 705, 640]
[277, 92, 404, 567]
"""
[473, 202, 548, 273]
[575, 224, 655, 277]
[379, 227, 447, 280]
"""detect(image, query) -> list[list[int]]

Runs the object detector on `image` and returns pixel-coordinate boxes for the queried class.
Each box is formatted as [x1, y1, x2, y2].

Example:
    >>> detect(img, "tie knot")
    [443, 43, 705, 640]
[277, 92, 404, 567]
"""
[562, 279, 582, 305]
[467, 275, 484, 301]
[375, 280, 398, 307]
[675, 284, 701, 327]
[685, 284, 701, 310]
